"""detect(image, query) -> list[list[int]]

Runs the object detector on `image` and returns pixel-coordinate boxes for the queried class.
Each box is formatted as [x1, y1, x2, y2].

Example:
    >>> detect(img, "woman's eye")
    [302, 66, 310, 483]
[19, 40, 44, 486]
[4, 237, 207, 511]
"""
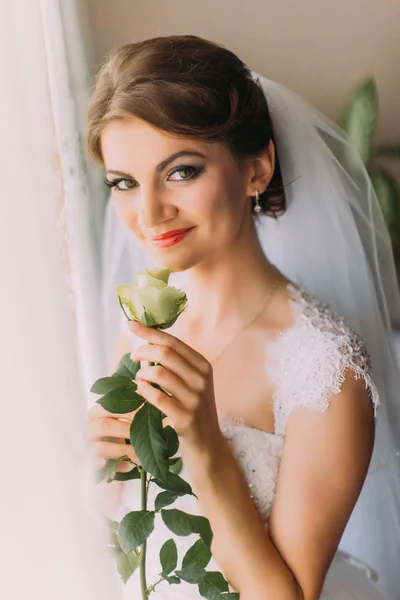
[168, 165, 202, 182]
[115, 179, 136, 191]
[104, 178, 136, 192]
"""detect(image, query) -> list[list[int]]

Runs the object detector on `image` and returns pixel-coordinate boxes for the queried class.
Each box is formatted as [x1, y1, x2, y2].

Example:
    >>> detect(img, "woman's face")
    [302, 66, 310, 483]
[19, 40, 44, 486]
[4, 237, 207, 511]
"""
[100, 116, 254, 272]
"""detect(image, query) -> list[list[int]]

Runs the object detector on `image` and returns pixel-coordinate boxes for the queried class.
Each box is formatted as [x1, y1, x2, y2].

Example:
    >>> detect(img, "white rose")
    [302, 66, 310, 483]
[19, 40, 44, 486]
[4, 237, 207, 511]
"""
[116, 268, 187, 329]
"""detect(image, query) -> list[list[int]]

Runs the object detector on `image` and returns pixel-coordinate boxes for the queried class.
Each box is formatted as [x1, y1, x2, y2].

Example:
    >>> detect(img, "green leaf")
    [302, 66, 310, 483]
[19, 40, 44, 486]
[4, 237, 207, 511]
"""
[114, 466, 141, 481]
[130, 403, 169, 480]
[115, 549, 140, 583]
[115, 353, 141, 379]
[161, 509, 213, 548]
[97, 457, 130, 483]
[341, 77, 378, 164]
[197, 571, 230, 599]
[118, 510, 155, 553]
[370, 167, 400, 232]
[106, 519, 120, 550]
[160, 539, 178, 575]
[163, 425, 179, 457]
[375, 144, 400, 159]
[96, 461, 109, 483]
[163, 574, 181, 584]
[106, 456, 130, 482]
[155, 490, 180, 511]
[182, 538, 212, 569]
[152, 472, 194, 496]
[91, 375, 135, 395]
[96, 387, 144, 414]
[107, 519, 120, 534]
[175, 565, 207, 584]
[169, 457, 183, 475]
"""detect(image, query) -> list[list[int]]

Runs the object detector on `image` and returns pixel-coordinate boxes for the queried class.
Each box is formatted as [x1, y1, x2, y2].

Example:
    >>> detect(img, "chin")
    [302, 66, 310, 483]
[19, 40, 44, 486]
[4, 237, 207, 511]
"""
[145, 246, 205, 273]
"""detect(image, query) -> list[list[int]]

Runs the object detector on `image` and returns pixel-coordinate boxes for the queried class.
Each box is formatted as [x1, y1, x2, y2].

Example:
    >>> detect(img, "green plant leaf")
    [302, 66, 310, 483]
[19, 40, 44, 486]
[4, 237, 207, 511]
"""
[107, 519, 120, 534]
[370, 167, 400, 232]
[106, 519, 120, 550]
[118, 510, 155, 553]
[96, 461, 109, 483]
[97, 457, 131, 483]
[91, 375, 135, 395]
[152, 472, 194, 496]
[341, 77, 378, 164]
[182, 538, 212, 569]
[375, 144, 400, 159]
[161, 509, 213, 548]
[115, 549, 140, 583]
[115, 353, 141, 379]
[163, 425, 179, 457]
[162, 574, 181, 584]
[106, 456, 130, 482]
[197, 571, 231, 599]
[155, 491, 180, 511]
[169, 457, 183, 475]
[113, 465, 141, 481]
[175, 565, 207, 584]
[130, 403, 169, 480]
[160, 539, 178, 575]
[96, 387, 144, 414]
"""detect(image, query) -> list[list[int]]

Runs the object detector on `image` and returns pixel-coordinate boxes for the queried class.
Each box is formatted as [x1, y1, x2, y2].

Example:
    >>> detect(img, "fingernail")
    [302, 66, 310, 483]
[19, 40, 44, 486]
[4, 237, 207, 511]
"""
[127, 320, 140, 331]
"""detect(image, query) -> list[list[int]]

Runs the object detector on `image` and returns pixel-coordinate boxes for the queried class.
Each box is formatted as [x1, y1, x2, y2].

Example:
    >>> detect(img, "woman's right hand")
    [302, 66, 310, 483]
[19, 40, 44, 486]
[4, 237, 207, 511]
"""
[87, 404, 141, 473]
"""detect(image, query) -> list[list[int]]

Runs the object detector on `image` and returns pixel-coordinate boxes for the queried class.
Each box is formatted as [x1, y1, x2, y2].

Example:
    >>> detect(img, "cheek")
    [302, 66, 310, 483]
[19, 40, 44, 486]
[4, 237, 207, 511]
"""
[190, 171, 245, 238]
[191, 171, 241, 220]
[111, 196, 144, 241]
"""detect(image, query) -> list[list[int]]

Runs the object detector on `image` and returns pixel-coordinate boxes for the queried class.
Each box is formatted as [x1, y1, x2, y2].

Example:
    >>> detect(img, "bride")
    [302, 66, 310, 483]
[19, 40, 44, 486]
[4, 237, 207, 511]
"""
[86, 35, 400, 599]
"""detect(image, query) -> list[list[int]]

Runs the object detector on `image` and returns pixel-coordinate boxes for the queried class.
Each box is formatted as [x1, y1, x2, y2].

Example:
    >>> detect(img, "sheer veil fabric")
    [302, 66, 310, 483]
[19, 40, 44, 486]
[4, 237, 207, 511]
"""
[100, 73, 400, 597]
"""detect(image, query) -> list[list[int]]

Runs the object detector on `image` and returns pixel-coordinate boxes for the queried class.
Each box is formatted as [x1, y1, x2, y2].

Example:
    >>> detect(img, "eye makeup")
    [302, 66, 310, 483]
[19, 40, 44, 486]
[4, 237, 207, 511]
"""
[104, 164, 205, 192]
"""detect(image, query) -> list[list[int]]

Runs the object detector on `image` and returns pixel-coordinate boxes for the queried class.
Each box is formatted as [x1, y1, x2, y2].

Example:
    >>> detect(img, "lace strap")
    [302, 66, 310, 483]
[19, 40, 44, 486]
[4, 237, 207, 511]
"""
[266, 284, 380, 436]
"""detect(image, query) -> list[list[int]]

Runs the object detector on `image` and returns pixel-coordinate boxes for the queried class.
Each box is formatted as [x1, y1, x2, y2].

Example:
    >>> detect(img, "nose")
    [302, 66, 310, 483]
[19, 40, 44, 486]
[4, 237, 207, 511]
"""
[138, 185, 177, 229]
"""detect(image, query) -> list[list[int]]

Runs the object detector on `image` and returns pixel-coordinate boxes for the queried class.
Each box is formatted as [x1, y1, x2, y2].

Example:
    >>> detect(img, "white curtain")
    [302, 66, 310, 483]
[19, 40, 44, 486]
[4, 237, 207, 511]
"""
[0, 1, 120, 598]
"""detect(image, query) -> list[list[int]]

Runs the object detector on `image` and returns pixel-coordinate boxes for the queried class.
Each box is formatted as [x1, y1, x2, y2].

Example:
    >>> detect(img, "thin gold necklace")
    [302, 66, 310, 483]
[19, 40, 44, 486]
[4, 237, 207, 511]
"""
[210, 276, 281, 365]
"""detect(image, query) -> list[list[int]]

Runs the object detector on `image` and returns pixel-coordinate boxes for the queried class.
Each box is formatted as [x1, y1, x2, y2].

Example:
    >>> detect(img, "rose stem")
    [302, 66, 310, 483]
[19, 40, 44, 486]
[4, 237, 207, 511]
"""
[139, 467, 148, 599]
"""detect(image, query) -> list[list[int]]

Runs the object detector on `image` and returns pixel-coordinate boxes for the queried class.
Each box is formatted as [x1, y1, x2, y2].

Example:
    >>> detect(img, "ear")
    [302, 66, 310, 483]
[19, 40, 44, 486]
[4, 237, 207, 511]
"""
[244, 139, 275, 197]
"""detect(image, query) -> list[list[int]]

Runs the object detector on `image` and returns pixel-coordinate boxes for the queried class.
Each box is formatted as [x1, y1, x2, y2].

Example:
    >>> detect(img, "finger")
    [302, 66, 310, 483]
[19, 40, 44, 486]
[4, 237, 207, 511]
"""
[88, 403, 137, 422]
[136, 380, 187, 425]
[116, 460, 139, 472]
[88, 417, 131, 441]
[93, 440, 138, 462]
[132, 344, 204, 391]
[127, 321, 208, 372]
[136, 365, 198, 410]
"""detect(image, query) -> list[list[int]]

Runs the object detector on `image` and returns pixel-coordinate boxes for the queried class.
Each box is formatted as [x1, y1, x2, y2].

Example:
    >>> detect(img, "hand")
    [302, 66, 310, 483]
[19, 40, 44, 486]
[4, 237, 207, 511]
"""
[87, 403, 140, 473]
[128, 320, 222, 454]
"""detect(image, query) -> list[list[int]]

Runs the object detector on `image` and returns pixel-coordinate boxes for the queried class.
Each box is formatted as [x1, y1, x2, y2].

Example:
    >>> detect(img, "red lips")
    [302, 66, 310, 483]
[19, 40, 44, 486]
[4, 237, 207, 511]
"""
[149, 227, 193, 241]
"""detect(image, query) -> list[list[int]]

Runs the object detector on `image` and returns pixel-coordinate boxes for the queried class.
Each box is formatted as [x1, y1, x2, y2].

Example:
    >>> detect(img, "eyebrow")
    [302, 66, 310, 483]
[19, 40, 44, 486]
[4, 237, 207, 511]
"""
[105, 149, 207, 179]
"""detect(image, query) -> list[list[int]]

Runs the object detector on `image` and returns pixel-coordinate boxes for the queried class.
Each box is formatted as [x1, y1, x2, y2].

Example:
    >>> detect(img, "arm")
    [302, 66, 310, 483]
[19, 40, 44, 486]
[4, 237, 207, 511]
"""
[185, 368, 374, 600]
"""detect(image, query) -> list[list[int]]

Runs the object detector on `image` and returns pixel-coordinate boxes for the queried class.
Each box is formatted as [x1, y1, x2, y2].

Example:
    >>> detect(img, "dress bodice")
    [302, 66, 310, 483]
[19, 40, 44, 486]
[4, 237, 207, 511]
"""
[117, 282, 381, 599]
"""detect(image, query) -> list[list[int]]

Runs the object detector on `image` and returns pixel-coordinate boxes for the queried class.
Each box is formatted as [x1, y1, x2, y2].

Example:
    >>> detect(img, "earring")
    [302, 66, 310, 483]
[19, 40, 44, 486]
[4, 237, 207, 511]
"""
[253, 189, 262, 214]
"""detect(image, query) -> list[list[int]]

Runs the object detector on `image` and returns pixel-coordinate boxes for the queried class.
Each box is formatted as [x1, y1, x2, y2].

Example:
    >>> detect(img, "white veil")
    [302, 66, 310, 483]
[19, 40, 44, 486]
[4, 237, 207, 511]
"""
[100, 73, 400, 598]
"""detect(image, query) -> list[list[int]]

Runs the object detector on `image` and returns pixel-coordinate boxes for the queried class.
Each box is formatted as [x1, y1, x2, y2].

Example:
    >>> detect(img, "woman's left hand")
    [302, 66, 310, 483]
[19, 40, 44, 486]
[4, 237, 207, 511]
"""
[128, 320, 222, 455]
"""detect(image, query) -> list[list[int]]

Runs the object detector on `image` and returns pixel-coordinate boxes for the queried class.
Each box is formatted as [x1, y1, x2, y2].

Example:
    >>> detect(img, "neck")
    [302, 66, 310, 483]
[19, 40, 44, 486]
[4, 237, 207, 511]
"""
[176, 216, 284, 343]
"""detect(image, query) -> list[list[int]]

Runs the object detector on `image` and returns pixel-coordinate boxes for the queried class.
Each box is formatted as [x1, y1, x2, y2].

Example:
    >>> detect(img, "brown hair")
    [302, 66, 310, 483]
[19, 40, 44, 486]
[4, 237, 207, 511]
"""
[86, 34, 286, 217]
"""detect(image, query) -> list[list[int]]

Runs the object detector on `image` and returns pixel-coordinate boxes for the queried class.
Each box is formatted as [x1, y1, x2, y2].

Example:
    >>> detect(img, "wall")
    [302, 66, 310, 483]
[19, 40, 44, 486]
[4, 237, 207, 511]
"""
[86, 0, 400, 143]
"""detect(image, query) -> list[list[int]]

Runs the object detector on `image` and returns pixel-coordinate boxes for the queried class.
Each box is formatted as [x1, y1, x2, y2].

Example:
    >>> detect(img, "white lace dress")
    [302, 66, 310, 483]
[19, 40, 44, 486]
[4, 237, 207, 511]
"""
[115, 283, 383, 599]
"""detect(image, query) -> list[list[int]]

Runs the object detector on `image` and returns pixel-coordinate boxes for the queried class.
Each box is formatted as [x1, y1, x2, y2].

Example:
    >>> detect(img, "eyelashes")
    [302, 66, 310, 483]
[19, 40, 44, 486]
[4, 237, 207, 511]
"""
[104, 177, 135, 191]
[104, 164, 205, 192]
